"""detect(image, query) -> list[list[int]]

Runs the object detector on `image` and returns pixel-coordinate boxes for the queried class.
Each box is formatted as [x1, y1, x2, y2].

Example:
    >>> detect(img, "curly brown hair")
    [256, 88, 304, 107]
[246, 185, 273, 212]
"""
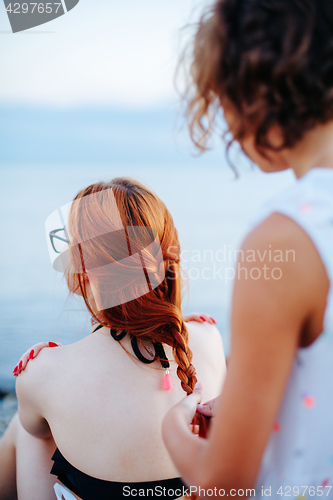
[185, 0, 333, 155]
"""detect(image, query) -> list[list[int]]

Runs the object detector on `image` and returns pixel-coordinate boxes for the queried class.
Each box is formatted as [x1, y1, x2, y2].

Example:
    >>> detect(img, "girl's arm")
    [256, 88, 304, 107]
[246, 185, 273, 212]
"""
[162, 213, 329, 494]
[15, 350, 54, 440]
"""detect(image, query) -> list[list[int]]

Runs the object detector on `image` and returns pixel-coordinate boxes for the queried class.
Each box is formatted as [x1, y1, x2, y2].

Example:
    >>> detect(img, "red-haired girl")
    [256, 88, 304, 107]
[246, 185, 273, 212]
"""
[0, 178, 225, 500]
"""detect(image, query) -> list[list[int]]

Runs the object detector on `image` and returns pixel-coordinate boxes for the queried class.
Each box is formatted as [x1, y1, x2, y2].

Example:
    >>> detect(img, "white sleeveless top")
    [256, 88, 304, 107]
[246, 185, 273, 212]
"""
[248, 167, 333, 497]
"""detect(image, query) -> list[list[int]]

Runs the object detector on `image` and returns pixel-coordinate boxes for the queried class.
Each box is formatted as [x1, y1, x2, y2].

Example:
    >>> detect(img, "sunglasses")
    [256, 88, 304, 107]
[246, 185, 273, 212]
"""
[49, 228, 70, 254]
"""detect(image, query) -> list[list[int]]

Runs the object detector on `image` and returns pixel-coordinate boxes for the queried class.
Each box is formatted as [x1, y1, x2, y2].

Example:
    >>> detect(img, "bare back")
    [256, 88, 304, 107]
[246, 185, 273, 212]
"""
[16, 321, 225, 482]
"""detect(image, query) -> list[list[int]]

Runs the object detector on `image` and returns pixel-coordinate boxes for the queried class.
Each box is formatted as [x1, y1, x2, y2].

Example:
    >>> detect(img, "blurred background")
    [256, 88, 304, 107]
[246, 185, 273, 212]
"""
[0, 0, 295, 396]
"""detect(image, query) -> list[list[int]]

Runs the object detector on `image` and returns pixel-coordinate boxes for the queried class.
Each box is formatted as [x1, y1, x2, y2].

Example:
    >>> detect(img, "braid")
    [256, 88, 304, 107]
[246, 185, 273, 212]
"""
[172, 320, 197, 395]
[172, 318, 211, 440]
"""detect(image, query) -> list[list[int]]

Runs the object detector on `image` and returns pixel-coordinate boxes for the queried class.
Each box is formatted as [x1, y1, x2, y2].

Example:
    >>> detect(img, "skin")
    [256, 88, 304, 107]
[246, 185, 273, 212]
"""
[0, 313, 224, 500]
[0, 414, 57, 500]
[162, 116, 332, 497]
[12, 314, 216, 377]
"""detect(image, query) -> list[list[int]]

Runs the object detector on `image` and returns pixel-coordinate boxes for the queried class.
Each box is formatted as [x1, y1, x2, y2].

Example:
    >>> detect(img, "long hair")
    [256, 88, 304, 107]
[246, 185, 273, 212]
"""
[67, 177, 209, 436]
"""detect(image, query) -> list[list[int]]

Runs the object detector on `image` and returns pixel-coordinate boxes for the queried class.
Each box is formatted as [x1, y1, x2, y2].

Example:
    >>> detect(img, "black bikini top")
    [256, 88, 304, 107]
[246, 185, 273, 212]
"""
[94, 324, 171, 370]
[51, 448, 186, 500]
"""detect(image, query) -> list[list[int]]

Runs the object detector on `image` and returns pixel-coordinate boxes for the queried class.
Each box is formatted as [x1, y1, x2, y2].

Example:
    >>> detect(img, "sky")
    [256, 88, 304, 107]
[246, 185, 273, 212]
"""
[0, 0, 207, 107]
[0, 0, 298, 388]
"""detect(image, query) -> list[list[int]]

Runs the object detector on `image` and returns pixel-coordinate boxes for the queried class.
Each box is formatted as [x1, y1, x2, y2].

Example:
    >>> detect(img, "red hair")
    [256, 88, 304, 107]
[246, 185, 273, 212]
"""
[67, 177, 209, 436]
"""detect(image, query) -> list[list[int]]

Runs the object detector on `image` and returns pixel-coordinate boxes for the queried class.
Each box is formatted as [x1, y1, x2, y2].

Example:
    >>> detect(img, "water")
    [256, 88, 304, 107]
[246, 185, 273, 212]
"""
[0, 162, 295, 392]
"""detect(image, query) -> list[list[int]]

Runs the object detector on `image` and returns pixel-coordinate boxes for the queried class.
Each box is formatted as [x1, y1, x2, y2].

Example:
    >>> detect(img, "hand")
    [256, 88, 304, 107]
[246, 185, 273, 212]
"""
[197, 396, 220, 418]
[13, 341, 61, 377]
[165, 382, 204, 429]
[183, 313, 217, 324]
[162, 382, 205, 460]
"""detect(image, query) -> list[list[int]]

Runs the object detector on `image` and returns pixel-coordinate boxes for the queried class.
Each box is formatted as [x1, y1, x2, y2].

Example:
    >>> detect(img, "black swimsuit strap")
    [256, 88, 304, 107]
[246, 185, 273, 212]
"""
[130, 336, 156, 364]
[154, 342, 170, 369]
[92, 322, 169, 369]
[93, 325, 127, 341]
[110, 329, 127, 341]
[131, 336, 170, 369]
[92, 324, 104, 333]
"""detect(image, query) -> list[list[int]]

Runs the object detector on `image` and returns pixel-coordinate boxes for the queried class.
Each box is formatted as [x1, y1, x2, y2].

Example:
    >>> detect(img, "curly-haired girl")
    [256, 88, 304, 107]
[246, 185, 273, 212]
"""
[163, 0, 333, 496]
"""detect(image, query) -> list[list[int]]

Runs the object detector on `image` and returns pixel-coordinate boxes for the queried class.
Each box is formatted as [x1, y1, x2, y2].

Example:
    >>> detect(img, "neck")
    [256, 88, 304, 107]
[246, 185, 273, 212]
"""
[90, 316, 104, 334]
[282, 121, 333, 178]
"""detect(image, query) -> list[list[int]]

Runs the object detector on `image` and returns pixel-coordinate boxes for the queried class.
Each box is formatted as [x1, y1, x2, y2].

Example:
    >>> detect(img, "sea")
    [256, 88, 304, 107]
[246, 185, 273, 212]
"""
[0, 162, 295, 393]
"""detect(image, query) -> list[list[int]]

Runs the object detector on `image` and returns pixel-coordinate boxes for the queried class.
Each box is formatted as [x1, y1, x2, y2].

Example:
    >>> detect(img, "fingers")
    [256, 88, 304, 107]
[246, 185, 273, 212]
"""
[196, 404, 214, 417]
[162, 382, 204, 451]
[181, 382, 204, 424]
[194, 381, 204, 393]
[200, 314, 217, 324]
[197, 396, 219, 417]
[183, 313, 217, 324]
[13, 342, 61, 377]
[13, 349, 33, 376]
[168, 382, 204, 427]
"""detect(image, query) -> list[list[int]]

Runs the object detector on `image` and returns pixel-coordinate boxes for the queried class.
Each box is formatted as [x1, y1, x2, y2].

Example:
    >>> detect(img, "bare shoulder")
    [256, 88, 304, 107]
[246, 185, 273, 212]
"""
[186, 321, 226, 368]
[186, 320, 223, 351]
[242, 212, 328, 296]
[245, 212, 320, 261]
[16, 344, 70, 401]
[22, 342, 67, 372]
[186, 321, 226, 399]
[231, 212, 329, 348]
